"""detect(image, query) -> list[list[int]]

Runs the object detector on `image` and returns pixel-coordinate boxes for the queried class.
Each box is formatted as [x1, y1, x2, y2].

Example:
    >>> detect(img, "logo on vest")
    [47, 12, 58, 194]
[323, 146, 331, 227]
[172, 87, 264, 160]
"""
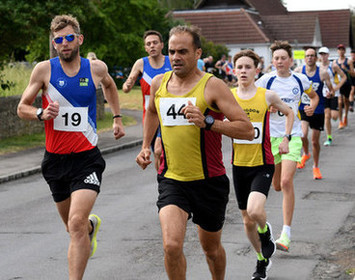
[292, 87, 299, 95]
[56, 78, 67, 88]
[80, 78, 89, 86]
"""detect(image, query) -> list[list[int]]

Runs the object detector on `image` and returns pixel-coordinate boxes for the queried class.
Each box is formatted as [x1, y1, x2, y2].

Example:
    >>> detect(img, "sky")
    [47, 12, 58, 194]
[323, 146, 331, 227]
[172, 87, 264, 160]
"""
[283, 0, 355, 11]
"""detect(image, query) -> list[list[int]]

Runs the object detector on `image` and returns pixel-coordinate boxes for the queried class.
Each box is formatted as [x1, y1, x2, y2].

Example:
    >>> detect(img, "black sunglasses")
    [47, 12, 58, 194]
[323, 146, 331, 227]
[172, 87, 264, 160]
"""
[53, 34, 78, 44]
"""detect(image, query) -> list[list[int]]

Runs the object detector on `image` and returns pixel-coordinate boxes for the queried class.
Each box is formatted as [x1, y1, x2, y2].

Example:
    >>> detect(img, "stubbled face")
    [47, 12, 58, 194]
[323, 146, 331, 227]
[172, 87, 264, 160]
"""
[272, 49, 293, 74]
[234, 56, 257, 86]
[168, 32, 201, 78]
[305, 49, 317, 67]
[52, 25, 82, 62]
[144, 35, 163, 58]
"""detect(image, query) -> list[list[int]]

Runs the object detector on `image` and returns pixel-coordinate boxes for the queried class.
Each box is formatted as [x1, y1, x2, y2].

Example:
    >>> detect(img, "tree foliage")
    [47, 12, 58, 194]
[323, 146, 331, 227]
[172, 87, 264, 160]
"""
[0, 0, 229, 88]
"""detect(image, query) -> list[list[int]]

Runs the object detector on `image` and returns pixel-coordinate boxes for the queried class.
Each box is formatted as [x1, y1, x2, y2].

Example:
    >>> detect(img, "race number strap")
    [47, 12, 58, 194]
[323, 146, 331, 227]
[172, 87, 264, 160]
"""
[301, 92, 311, 105]
[160, 97, 196, 126]
[53, 107, 88, 132]
[233, 122, 262, 144]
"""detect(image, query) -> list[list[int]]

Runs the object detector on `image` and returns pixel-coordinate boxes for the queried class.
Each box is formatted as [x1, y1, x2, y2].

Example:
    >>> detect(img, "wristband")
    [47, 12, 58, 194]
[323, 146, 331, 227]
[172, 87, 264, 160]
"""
[113, 114, 122, 119]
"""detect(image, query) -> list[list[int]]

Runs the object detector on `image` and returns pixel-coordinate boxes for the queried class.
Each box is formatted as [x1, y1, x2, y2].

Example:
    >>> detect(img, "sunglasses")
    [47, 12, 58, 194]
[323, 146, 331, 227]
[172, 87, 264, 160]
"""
[53, 34, 78, 44]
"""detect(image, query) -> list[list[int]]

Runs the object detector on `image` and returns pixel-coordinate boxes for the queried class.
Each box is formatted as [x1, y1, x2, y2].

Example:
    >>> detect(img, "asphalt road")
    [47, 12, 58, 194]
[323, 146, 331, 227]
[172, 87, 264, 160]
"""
[0, 126, 354, 279]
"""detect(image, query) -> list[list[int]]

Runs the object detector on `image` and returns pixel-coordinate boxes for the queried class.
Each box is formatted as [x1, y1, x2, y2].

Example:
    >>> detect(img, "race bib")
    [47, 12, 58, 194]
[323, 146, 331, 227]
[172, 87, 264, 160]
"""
[270, 103, 298, 121]
[234, 122, 262, 144]
[160, 97, 196, 126]
[54, 107, 88, 132]
[301, 92, 311, 105]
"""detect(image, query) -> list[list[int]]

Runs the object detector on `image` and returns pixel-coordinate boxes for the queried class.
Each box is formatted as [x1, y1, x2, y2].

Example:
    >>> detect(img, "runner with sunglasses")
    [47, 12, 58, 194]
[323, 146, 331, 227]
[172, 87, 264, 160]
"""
[17, 14, 125, 279]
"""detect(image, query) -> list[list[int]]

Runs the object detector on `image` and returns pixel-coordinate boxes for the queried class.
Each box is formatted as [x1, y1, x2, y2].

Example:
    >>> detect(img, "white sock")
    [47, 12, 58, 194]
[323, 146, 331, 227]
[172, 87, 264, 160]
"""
[282, 225, 291, 238]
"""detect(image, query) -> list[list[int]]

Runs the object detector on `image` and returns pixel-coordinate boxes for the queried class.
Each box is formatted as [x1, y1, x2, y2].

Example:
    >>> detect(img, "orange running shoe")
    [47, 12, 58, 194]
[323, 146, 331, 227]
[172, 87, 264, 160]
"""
[343, 117, 348, 127]
[338, 121, 345, 129]
[297, 153, 311, 169]
[313, 167, 322, 180]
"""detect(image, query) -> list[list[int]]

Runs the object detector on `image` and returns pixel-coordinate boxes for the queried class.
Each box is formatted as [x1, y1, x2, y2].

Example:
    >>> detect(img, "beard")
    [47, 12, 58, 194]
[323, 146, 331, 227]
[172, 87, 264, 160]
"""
[58, 45, 80, 62]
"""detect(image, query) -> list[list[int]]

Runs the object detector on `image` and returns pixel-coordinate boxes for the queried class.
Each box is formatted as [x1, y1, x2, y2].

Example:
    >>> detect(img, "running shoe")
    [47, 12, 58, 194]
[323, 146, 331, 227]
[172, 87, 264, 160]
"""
[252, 258, 272, 280]
[350, 106, 354, 112]
[313, 167, 322, 180]
[297, 153, 310, 169]
[343, 117, 348, 127]
[258, 222, 276, 259]
[323, 139, 332, 146]
[89, 214, 101, 258]
[338, 121, 345, 129]
[275, 232, 290, 252]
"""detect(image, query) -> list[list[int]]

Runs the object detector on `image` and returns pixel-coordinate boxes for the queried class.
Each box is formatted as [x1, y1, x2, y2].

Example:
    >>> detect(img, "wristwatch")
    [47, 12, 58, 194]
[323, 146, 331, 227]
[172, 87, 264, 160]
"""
[284, 134, 292, 141]
[204, 115, 215, 130]
[36, 108, 43, 121]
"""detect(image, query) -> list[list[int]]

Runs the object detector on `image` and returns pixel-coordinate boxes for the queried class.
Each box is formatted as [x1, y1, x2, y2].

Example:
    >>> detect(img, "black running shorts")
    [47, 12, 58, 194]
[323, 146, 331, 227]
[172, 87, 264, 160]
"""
[157, 174, 230, 232]
[324, 96, 338, 110]
[41, 147, 106, 202]
[232, 165, 274, 210]
[300, 110, 325, 131]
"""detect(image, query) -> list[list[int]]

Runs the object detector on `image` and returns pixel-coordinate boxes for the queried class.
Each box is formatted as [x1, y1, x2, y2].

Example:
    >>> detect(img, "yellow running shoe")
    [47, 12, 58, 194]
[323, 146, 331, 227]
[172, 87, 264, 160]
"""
[89, 214, 101, 258]
[276, 232, 290, 252]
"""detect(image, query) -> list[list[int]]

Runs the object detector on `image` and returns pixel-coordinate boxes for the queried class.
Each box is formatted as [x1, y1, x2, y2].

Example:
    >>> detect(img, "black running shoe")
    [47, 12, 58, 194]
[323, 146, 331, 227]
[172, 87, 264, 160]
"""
[251, 258, 272, 280]
[258, 222, 276, 259]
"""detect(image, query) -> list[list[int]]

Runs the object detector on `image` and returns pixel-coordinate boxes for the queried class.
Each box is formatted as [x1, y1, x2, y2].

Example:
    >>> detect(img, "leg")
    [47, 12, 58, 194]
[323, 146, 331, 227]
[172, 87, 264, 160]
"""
[300, 121, 309, 155]
[280, 160, 297, 227]
[241, 192, 267, 253]
[66, 189, 97, 280]
[343, 96, 350, 123]
[272, 163, 281, 192]
[311, 129, 321, 168]
[324, 108, 331, 137]
[338, 94, 345, 128]
[56, 197, 71, 232]
[159, 205, 188, 280]
[198, 227, 226, 280]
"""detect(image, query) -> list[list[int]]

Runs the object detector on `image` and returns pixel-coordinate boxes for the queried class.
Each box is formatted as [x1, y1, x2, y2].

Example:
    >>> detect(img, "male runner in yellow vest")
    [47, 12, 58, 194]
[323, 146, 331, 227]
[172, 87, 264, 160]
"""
[136, 25, 254, 280]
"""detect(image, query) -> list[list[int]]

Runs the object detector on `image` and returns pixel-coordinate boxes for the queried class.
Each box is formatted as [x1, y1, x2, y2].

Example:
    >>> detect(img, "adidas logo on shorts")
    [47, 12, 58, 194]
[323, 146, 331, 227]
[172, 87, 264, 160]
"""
[84, 172, 101, 186]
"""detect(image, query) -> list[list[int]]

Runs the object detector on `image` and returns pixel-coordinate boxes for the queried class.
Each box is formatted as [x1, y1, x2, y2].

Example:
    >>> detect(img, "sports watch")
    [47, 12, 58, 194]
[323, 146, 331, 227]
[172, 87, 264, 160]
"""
[204, 115, 215, 130]
[284, 134, 292, 141]
[36, 108, 43, 121]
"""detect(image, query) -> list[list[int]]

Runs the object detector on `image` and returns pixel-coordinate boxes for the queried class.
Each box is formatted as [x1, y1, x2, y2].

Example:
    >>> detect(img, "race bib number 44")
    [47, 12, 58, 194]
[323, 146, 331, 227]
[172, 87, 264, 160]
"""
[54, 107, 88, 132]
[160, 97, 196, 126]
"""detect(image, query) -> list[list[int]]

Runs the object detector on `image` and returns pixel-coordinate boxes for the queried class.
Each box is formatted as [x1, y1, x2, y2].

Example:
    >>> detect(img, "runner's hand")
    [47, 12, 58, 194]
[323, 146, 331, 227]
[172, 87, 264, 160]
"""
[136, 148, 152, 170]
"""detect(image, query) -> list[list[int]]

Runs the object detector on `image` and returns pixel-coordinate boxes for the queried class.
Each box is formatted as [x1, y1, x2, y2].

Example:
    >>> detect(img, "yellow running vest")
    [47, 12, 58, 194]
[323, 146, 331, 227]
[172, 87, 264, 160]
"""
[231, 87, 274, 167]
[156, 71, 225, 181]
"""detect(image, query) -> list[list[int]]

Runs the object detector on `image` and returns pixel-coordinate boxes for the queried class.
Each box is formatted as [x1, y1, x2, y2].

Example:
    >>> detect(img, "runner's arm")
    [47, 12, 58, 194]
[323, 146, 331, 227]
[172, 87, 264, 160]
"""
[201, 77, 254, 140]
[94, 60, 125, 140]
[122, 59, 143, 93]
[136, 74, 162, 170]
[17, 61, 59, 121]
[332, 63, 347, 92]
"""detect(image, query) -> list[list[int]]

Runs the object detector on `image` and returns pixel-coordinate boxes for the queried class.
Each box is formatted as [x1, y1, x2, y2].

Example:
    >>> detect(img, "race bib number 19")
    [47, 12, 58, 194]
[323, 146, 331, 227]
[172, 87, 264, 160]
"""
[160, 97, 196, 126]
[54, 107, 88, 132]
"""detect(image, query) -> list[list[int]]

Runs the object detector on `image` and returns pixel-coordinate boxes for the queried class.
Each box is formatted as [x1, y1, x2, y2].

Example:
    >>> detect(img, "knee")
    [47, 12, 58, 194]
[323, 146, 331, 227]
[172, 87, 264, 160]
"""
[202, 243, 221, 261]
[247, 208, 262, 223]
[163, 239, 183, 259]
[68, 214, 88, 237]
[243, 215, 257, 230]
